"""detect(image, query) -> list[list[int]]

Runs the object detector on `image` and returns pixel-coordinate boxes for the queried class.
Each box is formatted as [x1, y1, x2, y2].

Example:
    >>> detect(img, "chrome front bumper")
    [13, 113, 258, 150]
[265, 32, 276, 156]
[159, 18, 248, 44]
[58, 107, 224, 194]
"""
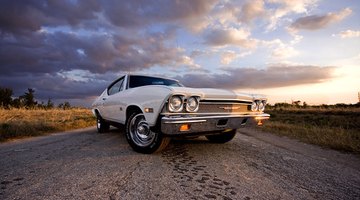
[160, 113, 270, 136]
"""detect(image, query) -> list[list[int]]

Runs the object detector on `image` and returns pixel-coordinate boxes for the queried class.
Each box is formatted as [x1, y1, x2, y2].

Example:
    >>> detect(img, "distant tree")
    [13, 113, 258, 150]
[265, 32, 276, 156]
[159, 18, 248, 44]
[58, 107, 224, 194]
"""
[21, 88, 37, 109]
[356, 102, 360, 108]
[63, 101, 71, 109]
[292, 100, 301, 107]
[0, 87, 13, 108]
[303, 101, 308, 108]
[335, 103, 348, 108]
[37, 101, 45, 109]
[12, 98, 22, 108]
[274, 102, 292, 110]
[46, 98, 54, 109]
[320, 104, 329, 109]
[58, 101, 71, 110]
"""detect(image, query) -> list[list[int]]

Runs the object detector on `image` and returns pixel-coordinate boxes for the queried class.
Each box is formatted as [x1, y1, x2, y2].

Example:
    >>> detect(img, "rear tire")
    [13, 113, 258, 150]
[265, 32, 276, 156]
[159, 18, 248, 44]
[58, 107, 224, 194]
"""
[96, 115, 110, 133]
[126, 112, 170, 154]
[206, 129, 237, 143]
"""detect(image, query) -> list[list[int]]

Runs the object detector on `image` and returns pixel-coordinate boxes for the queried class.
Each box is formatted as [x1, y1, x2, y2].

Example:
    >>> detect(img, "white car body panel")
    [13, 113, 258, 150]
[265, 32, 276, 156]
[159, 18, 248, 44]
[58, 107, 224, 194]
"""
[93, 84, 173, 126]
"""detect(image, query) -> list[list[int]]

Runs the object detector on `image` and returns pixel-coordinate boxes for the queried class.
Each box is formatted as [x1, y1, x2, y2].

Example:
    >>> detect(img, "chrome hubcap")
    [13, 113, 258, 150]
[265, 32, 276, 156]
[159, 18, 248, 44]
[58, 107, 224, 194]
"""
[129, 114, 155, 147]
[97, 118, 101, 129]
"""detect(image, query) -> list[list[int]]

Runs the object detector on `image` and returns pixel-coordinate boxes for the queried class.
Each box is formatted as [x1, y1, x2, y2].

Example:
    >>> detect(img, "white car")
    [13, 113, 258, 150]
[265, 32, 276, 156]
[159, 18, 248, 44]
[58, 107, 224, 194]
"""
[92, 74, 269, 153]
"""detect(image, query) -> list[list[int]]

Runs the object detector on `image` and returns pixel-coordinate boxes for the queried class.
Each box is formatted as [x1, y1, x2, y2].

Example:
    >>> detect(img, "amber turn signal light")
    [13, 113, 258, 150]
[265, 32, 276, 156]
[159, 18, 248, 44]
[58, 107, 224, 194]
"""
[180, 124, 190, 131]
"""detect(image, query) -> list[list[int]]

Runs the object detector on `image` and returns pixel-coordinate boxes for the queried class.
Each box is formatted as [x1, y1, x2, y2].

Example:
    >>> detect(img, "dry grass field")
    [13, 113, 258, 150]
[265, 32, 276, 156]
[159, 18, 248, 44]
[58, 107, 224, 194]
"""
[0, 108, 95, 142]
[258, 107, 360, 153]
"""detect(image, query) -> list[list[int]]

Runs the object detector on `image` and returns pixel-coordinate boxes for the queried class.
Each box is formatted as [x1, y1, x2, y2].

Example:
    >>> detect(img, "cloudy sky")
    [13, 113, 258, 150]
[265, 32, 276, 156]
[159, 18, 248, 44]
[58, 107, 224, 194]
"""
[0, 0, 359, 106]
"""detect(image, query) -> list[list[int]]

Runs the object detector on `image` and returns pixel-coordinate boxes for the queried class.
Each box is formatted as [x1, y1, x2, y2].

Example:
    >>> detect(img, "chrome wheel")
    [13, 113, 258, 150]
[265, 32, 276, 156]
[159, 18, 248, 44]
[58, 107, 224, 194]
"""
[128, 113, 156, 147]
[97, 118, 101, 129]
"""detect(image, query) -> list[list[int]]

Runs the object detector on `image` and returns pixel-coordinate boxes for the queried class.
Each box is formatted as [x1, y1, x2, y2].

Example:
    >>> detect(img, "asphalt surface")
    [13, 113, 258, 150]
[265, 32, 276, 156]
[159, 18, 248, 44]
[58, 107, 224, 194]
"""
[0, 127, 359, 200]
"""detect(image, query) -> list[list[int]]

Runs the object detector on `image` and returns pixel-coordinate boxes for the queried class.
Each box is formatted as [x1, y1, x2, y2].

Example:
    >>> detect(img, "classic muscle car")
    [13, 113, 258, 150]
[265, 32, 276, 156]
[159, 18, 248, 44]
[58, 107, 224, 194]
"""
[92, 74, 269, 153]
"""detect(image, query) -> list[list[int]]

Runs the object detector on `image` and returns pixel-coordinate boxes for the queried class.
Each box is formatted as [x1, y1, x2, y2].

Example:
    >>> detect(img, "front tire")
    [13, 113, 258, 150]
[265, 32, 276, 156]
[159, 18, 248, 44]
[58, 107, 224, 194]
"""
[206, 129, 237, 143]
[96, 115, 110, 133]
[126, 112, 170, 154]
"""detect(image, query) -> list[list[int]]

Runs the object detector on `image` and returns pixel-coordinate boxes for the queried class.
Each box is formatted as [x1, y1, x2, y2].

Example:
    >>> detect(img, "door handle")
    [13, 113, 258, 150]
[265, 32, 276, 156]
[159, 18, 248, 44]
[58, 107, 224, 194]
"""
[102, 97, 107, 101]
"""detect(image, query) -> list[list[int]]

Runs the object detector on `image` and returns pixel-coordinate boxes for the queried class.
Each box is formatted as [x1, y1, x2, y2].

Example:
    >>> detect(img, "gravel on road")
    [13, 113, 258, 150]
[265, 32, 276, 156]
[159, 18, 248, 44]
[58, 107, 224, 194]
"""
[0, 127, 359, 200]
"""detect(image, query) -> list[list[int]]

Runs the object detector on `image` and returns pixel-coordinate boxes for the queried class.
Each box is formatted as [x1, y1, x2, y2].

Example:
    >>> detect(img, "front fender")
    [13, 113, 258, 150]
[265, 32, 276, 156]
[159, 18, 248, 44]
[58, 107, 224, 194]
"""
[124, 86, 172, 126]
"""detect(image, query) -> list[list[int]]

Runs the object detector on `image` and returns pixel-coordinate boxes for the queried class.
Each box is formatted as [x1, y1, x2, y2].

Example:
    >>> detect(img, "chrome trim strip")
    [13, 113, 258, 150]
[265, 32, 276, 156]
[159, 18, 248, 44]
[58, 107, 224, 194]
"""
[163, 119, 207, 124]
[162, 113, 270, 121]
[199, 102, 251, 105]
[201, 98, 252, 102]
[161, 112, 265, 116]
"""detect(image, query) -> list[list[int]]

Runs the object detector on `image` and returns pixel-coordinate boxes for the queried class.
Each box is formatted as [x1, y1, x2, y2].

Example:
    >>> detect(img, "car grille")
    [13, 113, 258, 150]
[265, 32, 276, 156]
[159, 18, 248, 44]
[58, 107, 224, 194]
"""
[197, 103, 250, 113]
[162, 100, 252, 114]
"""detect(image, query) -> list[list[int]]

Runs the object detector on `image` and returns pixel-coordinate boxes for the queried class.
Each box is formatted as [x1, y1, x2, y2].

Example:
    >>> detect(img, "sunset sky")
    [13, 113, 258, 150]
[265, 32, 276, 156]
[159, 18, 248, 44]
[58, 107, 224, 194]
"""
[0, 0, 359, 106]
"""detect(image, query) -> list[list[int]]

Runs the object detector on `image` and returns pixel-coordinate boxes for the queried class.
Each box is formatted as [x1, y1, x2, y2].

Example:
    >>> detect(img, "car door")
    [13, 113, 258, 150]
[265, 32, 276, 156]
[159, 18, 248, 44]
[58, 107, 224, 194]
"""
[102, 76, 126, 122]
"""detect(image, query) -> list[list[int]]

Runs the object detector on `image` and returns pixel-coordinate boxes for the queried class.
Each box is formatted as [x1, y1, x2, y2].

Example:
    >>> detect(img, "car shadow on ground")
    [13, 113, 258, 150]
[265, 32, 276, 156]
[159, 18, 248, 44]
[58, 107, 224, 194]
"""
[106, 127, 212, 145]
[91, 127, 234, 158]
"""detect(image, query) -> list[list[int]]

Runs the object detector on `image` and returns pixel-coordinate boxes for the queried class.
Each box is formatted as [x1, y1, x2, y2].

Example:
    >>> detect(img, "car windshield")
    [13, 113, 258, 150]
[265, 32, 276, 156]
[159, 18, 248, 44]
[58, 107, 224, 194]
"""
[129, 75, 183, 88]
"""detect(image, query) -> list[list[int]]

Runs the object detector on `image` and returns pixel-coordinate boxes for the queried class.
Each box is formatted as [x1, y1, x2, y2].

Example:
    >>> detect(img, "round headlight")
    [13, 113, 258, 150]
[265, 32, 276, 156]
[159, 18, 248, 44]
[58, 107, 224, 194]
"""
[251, 101, 258, 111]
[168, 95, 184, 112]
[186, 96, 199, 112]
[258, 101, 266, 112]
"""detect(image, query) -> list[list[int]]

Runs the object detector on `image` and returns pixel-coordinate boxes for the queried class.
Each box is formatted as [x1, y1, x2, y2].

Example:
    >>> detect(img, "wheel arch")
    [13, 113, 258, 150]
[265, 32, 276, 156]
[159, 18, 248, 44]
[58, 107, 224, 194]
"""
[126, 105, 143, 120]
[93, 109, 101, 117]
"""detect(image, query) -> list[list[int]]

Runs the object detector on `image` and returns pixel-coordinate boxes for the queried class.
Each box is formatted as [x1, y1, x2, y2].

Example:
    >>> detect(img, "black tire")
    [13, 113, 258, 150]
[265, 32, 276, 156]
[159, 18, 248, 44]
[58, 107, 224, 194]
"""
[125, 112, 170, 154]
[205, 129, 237, 143]
[96, 115, 110, 133]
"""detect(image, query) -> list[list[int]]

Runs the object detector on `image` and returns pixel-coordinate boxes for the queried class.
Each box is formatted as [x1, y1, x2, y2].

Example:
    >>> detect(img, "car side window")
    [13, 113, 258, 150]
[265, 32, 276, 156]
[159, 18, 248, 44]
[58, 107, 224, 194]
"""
[108, 78, 124, 95]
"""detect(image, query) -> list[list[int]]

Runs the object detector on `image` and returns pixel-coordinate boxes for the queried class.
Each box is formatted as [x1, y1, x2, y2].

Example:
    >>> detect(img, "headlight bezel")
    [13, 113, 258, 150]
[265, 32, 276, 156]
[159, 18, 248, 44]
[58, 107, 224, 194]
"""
[168, 95, 184, 112]
[251, 100, 259, 111]
[186, 96, 200, 112]
[251, 100, 266, 112]
[258, 100, 266, 112]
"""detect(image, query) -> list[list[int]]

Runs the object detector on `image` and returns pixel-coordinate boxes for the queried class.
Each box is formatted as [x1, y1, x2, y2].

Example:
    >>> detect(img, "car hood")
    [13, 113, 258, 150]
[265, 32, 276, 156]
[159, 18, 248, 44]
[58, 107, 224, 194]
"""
[168, 87, 266, 101]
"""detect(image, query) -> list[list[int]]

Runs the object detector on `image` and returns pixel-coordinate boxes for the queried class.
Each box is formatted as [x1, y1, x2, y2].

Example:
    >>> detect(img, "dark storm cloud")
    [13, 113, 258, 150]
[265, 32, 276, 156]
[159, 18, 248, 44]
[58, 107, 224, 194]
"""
[0, 30, 186, 75]
[0, 0, 215, 34]
[101, 0, 216, 28]
[175, 65, 337, 89]
[0, 72, 114, 100]
[0, 29, 187, 104]
[0, 0, 207, 76]
[0, 0, 101, 34]
[0, 0, 218, 104]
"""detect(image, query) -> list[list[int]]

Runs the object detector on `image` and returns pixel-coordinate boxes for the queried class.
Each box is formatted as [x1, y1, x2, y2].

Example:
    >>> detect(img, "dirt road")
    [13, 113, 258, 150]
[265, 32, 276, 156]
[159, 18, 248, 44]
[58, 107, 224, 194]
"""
[0, 127, 359, 199]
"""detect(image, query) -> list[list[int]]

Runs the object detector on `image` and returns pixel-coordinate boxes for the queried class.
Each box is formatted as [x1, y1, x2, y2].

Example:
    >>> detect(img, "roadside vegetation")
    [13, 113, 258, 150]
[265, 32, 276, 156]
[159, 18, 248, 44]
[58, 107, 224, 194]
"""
[258, 102, 360, 153]
[0, 87, 95, 142]
[0, 108, 95, 142]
